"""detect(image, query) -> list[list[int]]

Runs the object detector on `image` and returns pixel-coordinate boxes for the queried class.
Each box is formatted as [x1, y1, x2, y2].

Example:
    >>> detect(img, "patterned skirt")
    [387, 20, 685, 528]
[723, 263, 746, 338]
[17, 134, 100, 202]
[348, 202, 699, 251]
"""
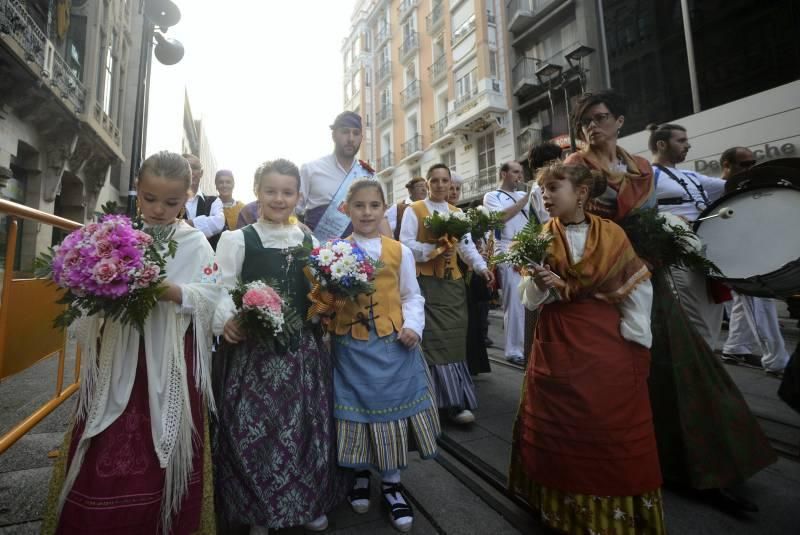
[648, 269, 777, 489]
[510, 379, 666, 535]
[429, 361, 479, 411]
[42, 333, 215, 535]
[333, 330, 441, 472]
[213, 329, 349, 529]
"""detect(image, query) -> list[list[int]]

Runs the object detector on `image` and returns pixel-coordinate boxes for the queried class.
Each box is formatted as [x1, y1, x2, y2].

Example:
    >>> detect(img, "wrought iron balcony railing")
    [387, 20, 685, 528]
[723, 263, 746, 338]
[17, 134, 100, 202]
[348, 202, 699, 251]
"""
[428, 54, 447, 83]
[400, 80, 420, 107]
[401, 134, 422, 158]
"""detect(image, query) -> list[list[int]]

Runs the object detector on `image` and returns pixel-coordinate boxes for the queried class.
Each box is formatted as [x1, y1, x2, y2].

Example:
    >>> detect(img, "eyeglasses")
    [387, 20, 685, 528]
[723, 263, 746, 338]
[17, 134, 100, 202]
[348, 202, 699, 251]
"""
[578, 112, 612, 128]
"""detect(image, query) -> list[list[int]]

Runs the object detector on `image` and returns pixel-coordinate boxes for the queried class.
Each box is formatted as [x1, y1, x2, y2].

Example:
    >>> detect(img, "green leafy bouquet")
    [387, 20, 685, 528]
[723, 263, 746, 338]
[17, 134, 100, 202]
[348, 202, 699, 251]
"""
[491, 219, 559, 301]
[423, 209, 472, 240]
[466, 205, 505, 242]
[620, 208, 721, 275]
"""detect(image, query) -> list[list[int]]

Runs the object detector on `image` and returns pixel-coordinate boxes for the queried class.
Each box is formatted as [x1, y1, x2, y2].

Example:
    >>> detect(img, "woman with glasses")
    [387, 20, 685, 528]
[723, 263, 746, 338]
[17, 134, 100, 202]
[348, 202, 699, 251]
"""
[556, 90, 776, 514]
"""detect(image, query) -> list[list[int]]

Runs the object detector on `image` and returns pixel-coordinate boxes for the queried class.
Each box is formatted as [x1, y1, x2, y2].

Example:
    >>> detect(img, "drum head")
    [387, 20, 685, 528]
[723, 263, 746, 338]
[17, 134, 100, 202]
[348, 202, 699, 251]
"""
[695, 186, 800, 280]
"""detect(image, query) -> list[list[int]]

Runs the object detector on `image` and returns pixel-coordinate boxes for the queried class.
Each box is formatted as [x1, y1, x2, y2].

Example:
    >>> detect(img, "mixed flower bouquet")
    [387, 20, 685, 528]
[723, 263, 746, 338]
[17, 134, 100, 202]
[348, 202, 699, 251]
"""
[465, 205, 504, 242]
[306, 239, 382, 319]
[229, 280, 299, 348]
[620, 208, 721, 275]
[34, 203, 177, 330]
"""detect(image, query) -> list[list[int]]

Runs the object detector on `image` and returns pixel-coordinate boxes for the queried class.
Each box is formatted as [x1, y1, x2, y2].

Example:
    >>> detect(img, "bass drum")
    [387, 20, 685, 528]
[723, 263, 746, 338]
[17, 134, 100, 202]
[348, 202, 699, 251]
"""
[694, 183, 800, 298]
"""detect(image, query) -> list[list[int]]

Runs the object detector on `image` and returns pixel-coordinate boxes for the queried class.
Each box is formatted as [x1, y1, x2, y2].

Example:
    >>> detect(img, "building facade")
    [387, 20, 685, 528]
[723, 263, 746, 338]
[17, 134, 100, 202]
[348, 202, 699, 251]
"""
[343, 0, 518, 205]
[506, 0, 606, 158]
[0, 0, 145, 270]
[180, 90, 217, 196]
[504, 0, 799, 175]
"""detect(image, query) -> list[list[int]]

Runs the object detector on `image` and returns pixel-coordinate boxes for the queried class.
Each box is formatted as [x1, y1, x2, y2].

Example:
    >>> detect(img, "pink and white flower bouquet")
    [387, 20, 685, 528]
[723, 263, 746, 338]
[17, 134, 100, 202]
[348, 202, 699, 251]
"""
[34, 203, 177, 330]
[229, 280, 300, 348]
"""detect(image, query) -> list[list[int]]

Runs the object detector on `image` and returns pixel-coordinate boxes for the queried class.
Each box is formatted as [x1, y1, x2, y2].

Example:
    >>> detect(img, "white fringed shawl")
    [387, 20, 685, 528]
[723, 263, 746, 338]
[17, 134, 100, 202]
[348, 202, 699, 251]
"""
[56, 221, 221, 534]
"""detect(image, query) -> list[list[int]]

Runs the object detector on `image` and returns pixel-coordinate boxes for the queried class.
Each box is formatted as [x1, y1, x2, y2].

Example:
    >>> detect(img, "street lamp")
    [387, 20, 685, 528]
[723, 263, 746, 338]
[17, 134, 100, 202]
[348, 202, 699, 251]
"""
[564, 44, 594, 93]
[535, 62, 563, 150]
[127, 0, 185, 216]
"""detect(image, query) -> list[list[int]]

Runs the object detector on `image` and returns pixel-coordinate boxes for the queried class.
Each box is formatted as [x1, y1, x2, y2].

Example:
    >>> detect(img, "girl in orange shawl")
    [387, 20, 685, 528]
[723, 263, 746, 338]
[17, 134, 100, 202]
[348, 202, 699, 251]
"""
[510, 164, 666, 534]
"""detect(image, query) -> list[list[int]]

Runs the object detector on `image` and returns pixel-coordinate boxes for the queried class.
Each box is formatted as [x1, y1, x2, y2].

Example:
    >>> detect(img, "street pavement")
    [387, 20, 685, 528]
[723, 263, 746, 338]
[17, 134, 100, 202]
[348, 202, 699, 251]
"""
[1, 310, 798, 534]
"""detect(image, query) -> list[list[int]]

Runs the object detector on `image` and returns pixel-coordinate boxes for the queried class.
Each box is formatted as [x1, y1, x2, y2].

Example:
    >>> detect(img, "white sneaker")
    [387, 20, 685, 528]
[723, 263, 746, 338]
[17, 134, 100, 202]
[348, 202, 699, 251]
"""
[303, 513, 329, 532]
[451, 409, 475, 425]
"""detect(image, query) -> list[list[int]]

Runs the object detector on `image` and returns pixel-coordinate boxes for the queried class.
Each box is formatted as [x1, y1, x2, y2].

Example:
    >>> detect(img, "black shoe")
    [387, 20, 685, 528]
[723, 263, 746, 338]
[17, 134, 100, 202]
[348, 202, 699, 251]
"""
[381, 482, 414, 532]
[348, 470, 371, 514]
[701, 488, 759, 513]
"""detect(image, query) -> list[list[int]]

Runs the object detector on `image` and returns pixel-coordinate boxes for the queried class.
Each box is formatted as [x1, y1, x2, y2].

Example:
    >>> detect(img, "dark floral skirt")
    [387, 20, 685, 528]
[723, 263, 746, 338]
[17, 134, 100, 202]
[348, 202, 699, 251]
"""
[213, 329, 349, 529]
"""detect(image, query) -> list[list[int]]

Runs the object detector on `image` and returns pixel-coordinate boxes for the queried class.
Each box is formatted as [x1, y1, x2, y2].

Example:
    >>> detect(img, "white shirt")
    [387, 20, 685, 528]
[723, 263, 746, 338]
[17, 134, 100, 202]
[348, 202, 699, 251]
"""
[212, 221, 319, 334]
[528, 184, 550, 226]
[185, 193, 225, 238]
[483, 188, 529, 252]
[653, 165, 725, 221]
[517, 221, 653, 348]
[351, 233, 425, 339]
[385, 197, 413, 234]
[398, 199, 488, 274]
[299, 153, 355, 213]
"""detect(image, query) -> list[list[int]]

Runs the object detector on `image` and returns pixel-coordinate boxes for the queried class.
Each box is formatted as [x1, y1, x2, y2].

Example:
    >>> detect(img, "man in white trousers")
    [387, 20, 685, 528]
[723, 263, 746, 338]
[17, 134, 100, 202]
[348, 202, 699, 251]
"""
[719, 147, 790, 375]
[483, 161, 529, 365]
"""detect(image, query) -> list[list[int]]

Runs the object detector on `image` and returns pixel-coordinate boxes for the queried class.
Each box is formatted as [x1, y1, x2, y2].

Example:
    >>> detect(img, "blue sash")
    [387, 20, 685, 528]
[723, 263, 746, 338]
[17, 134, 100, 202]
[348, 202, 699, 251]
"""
[309, 161, 374, 242]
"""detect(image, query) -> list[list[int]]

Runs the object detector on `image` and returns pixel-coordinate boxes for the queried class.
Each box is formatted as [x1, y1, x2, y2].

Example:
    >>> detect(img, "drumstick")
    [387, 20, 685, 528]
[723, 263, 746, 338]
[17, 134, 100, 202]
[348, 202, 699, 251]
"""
[697, 207, 734, 222]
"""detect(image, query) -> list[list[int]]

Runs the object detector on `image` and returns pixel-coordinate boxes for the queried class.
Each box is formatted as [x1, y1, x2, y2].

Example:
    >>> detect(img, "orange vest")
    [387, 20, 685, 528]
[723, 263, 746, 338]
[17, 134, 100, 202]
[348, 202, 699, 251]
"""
[411, 201, 463, 280]
[332, 236, 404, 340]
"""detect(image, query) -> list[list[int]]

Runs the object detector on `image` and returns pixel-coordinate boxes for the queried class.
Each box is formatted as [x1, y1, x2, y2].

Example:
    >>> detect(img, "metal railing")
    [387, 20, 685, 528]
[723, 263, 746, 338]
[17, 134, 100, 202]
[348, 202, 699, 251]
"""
[512, 56, 541, 88]
[401, 134, 423, 158]
[452, 14, 476, 45]
[376, 60, 392, 83]
[376, 103, 393, 125]
[0, 0, 86, 112]
[428, 54, 447, 83]
[400, 79, 420, 106]
[399, 31, 419, 60]
[398, 0, 418, 18]
[376, 23, 390, 46]
[462, 167, 498, 198]
[431, 116, 449, 140]
[0, 198, 82, 455]
[426, 1, 444, 34]
[377, 152, 395, 171]
[454, 70, 479, 110]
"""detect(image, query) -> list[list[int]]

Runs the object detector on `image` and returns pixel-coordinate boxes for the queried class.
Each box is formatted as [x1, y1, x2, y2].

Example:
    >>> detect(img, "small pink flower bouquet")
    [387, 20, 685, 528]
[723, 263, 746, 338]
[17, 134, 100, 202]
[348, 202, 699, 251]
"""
[229, 280, 300, 348]
[34, 204, 177, 330]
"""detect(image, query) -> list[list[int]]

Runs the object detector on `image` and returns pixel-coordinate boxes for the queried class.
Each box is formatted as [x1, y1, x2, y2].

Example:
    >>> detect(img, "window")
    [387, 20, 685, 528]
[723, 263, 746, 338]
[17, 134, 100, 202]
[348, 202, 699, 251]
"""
[95, 31, 106, 102]
[476, 132, 496, 188]
[442, 150, 456, 173]
[385, 180, 394, 204]
[66, 15, 87, 80]
[456, 69, 476, 101]
[101, 32, 116, 115]
[489, 49, 498, 78]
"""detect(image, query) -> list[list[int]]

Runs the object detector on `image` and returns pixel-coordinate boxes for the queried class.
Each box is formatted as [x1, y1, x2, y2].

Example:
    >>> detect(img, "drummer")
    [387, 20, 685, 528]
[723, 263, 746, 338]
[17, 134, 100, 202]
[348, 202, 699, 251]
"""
[649, 123, 727, 350]
[719, 146, 790, 376]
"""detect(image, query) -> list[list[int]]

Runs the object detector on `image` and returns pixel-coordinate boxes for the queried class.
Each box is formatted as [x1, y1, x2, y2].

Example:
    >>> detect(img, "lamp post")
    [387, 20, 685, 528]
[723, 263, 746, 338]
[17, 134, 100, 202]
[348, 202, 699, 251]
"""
[127, 0, 185, 216]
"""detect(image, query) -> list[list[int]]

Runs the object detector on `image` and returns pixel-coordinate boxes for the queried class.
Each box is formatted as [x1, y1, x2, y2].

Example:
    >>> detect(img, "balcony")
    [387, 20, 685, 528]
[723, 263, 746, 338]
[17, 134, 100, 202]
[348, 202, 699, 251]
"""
[0, 0, 86, 114]
[512, 56, 545, 98]
[377, 151, 395, 173]
[461, 167, 498, 201]
[376, 60, 392, 84]
[517, 127, 543, 159]
[506, 0, 564, 35]
[400, 80, 420, 107]
[452, 14, 476, 46]
[401, 134, 423, 161]
[430, 116, 454, 147]
[376, 103, 393, 126]
[398, 0, 418, 20]
[426, 1, 444, 34]
[376, 23, 390, 47]
[446, 77, 508, 135]
[428, 54, 447, 84]
[399, 31, 419, 62]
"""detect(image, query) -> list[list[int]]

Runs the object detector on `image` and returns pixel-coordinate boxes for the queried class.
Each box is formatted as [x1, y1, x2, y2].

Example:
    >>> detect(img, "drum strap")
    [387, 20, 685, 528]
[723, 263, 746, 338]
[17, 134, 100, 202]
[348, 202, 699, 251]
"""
[655, 164, 711, 209]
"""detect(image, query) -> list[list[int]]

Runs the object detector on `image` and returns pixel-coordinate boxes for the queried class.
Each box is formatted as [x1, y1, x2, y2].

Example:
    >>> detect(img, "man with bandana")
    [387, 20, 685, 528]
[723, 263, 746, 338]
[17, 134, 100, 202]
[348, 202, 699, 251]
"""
[300, 111, 391, 239]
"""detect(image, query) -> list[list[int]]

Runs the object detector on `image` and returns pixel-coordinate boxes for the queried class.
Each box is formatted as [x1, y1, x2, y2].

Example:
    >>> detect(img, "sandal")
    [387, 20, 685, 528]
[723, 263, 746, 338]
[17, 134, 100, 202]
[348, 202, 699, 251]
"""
[381, 482, 414, 532]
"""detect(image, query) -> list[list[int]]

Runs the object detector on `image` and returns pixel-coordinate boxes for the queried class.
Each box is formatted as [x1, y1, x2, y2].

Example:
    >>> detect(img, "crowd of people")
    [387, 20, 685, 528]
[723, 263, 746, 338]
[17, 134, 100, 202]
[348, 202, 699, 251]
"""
[40, 94, 796, 535]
